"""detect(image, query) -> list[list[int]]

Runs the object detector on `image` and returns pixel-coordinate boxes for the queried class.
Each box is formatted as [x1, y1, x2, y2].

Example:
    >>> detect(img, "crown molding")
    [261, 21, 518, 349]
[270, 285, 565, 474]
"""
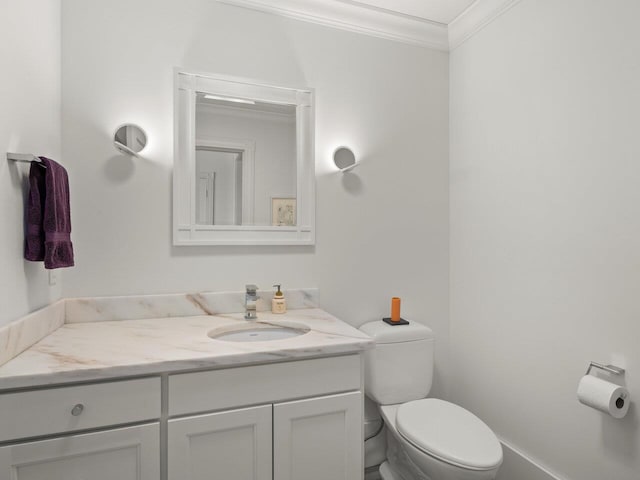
[218, 0, 449, 51]
[448, 0, 524, 50]
[219, 0, 523, 52]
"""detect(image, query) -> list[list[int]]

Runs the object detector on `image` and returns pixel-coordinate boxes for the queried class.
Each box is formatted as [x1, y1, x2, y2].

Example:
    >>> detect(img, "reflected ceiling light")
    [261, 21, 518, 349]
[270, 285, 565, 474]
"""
[203, 94, 256, 105]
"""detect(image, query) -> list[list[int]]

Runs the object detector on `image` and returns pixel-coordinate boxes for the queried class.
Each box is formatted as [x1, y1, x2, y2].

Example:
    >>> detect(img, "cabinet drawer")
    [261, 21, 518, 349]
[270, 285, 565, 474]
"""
[0, 423, 160, 480]
[169, 355, 361, 416]
[0, 377, 161, 442]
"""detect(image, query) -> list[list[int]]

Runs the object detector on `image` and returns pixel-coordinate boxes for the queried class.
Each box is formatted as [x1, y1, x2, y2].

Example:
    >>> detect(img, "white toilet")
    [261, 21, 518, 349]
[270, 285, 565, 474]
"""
[360, 320, 503, 480]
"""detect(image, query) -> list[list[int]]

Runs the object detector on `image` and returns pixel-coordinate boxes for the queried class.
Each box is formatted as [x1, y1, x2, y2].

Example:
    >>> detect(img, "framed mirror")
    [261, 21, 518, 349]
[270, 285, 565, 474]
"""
[173, 70, 315, 246]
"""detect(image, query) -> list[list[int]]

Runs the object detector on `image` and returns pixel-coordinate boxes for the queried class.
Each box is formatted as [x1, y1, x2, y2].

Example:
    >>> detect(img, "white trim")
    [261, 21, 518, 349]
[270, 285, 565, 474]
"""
[448, 0, 525, 50]
[218, 0, 449, 51]
[218, 0, 524, 51]
[174, 67, 312, 96]
[498, 438, 567, 480]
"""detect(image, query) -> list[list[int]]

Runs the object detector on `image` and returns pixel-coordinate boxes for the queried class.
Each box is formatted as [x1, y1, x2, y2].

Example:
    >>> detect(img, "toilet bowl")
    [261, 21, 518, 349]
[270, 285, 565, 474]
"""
[359, 320, 503, 480]
[379, 401, 502, 480]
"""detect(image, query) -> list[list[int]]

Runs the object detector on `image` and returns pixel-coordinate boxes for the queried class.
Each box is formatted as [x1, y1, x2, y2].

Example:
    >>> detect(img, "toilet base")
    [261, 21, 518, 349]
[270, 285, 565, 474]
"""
[380, 462, 403, 480]
[366, 465, 384, 480]
[380, 461, 432, 480]
[384, 429, 432, 480]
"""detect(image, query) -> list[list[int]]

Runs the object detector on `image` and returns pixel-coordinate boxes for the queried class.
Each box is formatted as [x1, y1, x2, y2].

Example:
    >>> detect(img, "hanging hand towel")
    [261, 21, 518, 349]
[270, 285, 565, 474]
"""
[24, 157, 74, 269]
[25, 162, 46, 261]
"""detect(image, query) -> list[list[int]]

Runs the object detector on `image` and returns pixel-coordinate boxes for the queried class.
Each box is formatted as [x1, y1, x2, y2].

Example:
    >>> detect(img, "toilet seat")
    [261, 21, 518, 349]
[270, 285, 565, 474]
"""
[395, 399, 502, 471]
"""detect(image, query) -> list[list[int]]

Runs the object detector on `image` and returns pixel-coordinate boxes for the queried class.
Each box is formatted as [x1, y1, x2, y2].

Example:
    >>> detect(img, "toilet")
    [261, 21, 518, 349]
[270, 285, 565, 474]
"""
[360, 320, 503, 480]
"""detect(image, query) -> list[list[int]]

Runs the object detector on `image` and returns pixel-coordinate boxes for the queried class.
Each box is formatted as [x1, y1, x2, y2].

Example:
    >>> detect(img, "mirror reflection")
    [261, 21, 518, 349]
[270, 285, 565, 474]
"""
[195, 94, 297, 226]
[114, 124, 147, 154]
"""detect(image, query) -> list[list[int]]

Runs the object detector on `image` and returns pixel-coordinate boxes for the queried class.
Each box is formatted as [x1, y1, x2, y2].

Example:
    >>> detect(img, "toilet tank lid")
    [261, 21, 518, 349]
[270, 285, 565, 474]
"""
[360, 320, 434, 344]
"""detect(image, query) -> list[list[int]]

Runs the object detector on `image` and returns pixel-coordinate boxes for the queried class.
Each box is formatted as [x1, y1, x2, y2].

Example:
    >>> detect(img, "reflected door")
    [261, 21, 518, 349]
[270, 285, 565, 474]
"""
[196, 172, 215, 225]
[195, 148, 243, 225]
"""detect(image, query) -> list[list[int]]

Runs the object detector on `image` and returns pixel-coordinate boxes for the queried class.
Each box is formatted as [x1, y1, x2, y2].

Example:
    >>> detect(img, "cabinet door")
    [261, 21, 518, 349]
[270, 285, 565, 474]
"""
[168, 404, 272, 480]
[0, 423, 160, 480]
[273, 392, 363, 480]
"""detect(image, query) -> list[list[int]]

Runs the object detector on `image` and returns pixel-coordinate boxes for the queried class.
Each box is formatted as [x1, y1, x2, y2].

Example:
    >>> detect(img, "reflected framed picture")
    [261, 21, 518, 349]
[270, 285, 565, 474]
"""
[271, 197, 296, 226]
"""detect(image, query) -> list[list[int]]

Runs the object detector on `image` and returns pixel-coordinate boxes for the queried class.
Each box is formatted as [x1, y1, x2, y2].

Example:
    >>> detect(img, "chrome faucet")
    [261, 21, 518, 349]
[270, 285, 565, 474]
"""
[244, 284, 259, 320]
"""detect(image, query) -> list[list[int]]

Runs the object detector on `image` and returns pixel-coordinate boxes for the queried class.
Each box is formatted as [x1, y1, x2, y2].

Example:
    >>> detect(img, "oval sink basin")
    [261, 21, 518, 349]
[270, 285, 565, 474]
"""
[209, 322, 310, 342]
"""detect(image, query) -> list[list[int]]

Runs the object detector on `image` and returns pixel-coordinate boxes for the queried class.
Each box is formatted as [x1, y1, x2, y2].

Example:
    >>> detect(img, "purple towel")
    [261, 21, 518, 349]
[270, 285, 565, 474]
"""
[25, 162, 46, 261]
[24, 157, 74, 269]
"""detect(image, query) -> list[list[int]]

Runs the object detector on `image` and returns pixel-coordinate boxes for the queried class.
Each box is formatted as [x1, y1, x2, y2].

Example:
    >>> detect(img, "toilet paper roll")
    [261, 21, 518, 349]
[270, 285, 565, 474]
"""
[577, 375, 630, 419]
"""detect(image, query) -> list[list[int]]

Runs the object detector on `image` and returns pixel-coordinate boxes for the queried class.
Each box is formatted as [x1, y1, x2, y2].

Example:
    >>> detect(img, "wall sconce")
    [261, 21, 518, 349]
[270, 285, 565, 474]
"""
[333, 147, 357, 172]
[113, 124, 147, 156]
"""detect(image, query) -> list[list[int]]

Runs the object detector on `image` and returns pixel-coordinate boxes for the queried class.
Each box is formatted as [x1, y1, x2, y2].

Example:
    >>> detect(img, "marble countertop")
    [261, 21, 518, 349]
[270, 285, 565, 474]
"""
[0, 308, 373, 390]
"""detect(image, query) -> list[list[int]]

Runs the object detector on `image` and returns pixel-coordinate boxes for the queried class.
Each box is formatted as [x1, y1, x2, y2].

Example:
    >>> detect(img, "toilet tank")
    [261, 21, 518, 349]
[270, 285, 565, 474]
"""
[360, 320, 434, 405]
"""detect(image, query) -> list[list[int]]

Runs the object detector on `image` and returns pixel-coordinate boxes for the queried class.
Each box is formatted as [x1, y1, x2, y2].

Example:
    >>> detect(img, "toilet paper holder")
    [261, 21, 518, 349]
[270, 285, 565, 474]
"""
[585, 361, 625, 376]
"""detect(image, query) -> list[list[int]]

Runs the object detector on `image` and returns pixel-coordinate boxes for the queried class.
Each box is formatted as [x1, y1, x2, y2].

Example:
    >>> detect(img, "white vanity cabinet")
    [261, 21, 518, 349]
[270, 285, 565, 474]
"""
[0, 354, 364, 480]
[0, 378, 162, 480]
[167, 355, 364, 480]
[168, 392, 361, 480]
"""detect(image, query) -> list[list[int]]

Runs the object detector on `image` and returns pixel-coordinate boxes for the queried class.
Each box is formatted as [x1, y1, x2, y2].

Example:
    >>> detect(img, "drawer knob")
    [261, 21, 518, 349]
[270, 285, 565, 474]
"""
[71, 404, 84, 416]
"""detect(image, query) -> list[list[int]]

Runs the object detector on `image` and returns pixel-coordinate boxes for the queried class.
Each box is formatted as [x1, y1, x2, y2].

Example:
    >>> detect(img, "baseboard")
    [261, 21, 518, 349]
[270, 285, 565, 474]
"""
[365, 439, 565, 480]
[497, 439, 566, 480]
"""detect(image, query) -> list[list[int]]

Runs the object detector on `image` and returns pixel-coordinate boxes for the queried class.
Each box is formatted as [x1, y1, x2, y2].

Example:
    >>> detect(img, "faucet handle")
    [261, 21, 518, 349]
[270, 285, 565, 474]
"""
[245, 284, 258, 295]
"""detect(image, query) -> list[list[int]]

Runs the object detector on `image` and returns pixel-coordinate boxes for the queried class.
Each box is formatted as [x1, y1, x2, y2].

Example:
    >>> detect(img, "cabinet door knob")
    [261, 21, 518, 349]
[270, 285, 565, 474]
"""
[71, 404, 84, 416]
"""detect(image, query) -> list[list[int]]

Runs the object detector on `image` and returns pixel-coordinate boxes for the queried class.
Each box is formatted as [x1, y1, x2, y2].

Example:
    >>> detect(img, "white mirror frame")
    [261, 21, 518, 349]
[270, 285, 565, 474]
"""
[173, 70, 315, 246]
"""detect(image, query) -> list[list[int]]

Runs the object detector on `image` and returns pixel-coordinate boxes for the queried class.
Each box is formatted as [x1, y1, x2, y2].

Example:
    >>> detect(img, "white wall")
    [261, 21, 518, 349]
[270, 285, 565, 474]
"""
[312, 33, 450, 394]
[450, 1, 640, 479]
[61, 0, 449, 393]
[0, 0, 61, 327]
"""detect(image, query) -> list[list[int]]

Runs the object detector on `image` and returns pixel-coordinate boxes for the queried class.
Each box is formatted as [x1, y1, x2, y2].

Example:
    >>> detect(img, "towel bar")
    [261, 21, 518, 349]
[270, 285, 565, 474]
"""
[7, 153, 46, 167]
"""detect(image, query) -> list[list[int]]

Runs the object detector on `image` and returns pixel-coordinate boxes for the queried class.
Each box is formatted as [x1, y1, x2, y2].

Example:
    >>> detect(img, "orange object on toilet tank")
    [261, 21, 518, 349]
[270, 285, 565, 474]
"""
[391, 297, 401, 322]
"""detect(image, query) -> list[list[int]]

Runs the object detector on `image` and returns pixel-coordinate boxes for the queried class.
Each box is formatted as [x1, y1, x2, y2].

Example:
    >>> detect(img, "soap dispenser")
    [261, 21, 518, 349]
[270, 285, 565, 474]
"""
[272, 284, 287, 314]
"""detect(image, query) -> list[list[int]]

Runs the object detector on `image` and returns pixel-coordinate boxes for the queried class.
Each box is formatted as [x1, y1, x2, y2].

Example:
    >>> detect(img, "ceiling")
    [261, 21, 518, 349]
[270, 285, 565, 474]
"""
[343, 0, 477, 25]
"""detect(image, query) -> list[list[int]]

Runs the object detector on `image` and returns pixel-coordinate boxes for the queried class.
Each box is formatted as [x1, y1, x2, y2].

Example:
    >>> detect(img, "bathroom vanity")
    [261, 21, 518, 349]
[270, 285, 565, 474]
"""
[0, 293, 372, 480]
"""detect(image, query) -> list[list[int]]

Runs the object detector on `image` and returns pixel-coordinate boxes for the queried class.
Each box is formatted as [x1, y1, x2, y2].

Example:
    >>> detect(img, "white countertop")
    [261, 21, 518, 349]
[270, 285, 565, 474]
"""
[0, 309, 373, 390]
